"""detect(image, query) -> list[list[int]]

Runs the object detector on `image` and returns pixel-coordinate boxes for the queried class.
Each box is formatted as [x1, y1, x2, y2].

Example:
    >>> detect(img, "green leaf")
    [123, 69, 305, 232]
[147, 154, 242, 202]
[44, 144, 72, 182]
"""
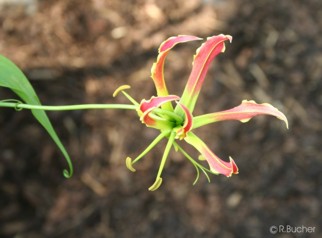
[0, 55, 73, 177]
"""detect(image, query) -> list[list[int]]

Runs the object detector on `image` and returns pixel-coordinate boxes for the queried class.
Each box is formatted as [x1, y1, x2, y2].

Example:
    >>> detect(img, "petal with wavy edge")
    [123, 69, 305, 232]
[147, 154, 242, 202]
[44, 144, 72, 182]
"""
[184, 132, 239, 177]
[151, 35, 201, 110]
[139, 95, 180, 126]
[159, 35, 202, 52]
[139, 95, 180, 113]
[193, 100, 289, 129]
[176, 102, 193, 139]
[177, 34, 232, 115]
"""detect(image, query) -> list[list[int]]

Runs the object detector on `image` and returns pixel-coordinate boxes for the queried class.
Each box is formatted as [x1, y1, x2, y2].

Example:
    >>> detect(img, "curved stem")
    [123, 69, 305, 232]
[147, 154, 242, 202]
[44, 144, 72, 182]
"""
[0, 102, 137, 111]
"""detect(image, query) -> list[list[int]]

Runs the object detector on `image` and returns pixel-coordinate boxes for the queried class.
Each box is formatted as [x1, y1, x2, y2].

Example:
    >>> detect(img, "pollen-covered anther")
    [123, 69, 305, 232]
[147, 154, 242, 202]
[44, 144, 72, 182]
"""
[113, 85, 131, 97]
[148, 177, 163, 191]
[175, 128, 187, 140]
[126, 157, 136, 172]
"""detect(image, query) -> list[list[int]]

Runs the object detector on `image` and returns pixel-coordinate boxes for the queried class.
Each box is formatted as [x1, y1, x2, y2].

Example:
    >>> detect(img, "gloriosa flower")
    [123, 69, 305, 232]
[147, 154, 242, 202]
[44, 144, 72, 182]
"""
[113, 34, 288, 191]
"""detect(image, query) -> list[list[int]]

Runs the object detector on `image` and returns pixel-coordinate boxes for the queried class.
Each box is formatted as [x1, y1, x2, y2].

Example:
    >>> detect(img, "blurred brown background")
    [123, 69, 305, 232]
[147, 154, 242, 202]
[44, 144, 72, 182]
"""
[0, 0, 321, 237]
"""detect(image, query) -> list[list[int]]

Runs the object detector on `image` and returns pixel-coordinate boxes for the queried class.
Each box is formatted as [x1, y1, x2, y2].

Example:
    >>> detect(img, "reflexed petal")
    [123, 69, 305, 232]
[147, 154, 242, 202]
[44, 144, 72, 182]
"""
[176, 102, 193, 139]
[151, 35, 201, 110]
[159, 35, 202, 53]
[184, 132, 238, 177]
[178, 34, 232, 114]
[139, 95, 180, 126]
[139, 95, 180, 113]
[193, 100, 289, 129]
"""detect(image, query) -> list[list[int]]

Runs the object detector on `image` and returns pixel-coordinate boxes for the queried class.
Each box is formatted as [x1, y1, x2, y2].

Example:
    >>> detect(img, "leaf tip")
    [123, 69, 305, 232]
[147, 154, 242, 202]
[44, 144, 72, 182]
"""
[63, 169, 73, 178]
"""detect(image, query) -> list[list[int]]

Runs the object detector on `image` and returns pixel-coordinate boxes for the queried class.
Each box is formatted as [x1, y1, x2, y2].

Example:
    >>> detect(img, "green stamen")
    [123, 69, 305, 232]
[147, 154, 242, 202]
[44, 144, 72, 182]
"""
[131, 130, 171, 165]
[148, 177, 163, 191]
[121, 91, 139, 106]
[148, 129, 176, 190]
[113, 84, 139, 106]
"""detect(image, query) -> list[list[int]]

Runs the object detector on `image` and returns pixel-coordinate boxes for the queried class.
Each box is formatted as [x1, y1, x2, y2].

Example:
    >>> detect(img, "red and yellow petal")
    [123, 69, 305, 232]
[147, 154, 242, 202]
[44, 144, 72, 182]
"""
[151, 35, 201, 110]
[178, 34, 232, 114]
[139, 95, 180, 113]
[139, 95, 180, 126]
[193, 100, 289, 129]
[159, 35, 202, 53]
[176, 102, 193, 139]
[184, 132, 239, 177]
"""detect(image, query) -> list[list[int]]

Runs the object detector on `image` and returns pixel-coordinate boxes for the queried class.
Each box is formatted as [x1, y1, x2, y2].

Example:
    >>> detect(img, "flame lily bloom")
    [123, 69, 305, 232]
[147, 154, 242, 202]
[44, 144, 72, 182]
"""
[114, 34, 288, 191]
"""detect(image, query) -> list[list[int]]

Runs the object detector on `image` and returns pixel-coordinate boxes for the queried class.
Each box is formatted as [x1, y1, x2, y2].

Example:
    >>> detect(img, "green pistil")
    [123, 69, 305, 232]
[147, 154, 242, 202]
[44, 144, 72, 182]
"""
[173, 142, 219, 184]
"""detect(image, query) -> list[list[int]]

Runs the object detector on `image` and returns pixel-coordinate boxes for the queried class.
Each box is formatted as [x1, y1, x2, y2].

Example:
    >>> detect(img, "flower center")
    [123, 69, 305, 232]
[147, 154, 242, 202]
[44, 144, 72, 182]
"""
[148, 108, 184, 129]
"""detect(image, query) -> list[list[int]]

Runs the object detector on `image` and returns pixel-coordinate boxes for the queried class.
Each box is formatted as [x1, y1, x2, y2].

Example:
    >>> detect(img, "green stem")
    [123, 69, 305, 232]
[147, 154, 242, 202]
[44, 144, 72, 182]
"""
[0, 102, 137, 111]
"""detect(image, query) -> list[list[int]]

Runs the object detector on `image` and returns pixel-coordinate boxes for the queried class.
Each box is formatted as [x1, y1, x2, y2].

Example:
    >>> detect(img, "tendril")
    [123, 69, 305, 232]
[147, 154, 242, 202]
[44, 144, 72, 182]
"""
[0, 99, 24, 111]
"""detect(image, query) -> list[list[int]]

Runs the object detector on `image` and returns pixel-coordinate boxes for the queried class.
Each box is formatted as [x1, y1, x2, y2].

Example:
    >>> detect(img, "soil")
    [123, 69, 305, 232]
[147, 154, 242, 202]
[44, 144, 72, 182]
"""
[0, 0, 321, 237]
